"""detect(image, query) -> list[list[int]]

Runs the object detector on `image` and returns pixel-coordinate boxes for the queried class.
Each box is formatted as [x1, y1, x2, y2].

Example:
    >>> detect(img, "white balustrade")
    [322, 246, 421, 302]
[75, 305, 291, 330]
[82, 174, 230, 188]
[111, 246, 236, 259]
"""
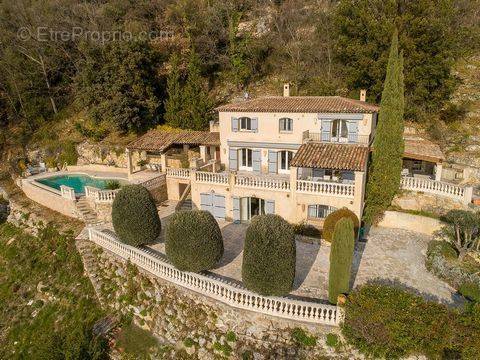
[84, 186, 100, 199]
[195, 171, 228, 185]
[166, 168, 190, 179]
[296, 180, 355, 198]
[400, 177, 472, 203]
[60, 185, 76, 200]
[235, 175, 291, 191]
[140, 173, 166, 190]
[95, 189, 119, 203]
[87, 228, 343, 326]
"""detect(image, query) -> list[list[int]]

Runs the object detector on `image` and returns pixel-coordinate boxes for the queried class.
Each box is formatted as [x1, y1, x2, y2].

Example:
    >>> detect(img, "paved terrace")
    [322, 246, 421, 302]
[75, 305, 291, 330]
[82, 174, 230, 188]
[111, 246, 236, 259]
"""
[149, 206, 463, 306]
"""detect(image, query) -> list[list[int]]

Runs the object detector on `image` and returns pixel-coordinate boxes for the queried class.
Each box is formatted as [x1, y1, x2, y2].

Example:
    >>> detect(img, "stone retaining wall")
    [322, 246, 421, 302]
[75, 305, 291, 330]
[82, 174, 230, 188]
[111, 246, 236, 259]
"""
[377, 211, 443, 235]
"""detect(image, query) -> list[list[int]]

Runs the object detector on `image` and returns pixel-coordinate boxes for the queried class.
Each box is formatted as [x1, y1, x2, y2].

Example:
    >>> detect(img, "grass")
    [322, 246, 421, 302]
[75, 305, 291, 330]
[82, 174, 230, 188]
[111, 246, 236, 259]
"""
[116, 322, 161, 358]
[387, 205, 442, 220]
[0, 222, 108, 359]
[291, 328, 317, 347]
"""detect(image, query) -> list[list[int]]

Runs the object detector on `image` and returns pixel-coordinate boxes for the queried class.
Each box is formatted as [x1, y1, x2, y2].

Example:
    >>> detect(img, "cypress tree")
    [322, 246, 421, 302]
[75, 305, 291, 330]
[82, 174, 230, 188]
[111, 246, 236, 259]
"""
[328, 218, 355, 304]
[164, 52, 184, 128]
[363, 30, 405, 225]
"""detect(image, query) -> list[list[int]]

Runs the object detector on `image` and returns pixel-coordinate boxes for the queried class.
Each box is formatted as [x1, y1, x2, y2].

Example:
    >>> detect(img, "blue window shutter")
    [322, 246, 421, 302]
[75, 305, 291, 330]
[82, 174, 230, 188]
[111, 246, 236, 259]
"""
[231, 117, 238, 132]
[268, 150, 277, 174]
[321, 119, 332, 141]
[265, 200, 275, 215]
[251, 117, 258, 132]
[213, 194, 226, 220]
[229, 148, 238, 171]
[232, 197, 240, 223]
[252, 150, 261, 172]
[279, 118, 284, 132]
[289, 118, 293, 131]
[200, 193, 213, 213]
[347, 121, 359, 143]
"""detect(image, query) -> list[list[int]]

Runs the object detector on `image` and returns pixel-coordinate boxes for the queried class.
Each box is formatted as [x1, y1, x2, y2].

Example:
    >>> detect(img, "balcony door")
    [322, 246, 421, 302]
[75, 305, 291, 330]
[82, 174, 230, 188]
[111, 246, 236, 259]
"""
[240, 197, 265, 221]
[331, 119, 349, 143]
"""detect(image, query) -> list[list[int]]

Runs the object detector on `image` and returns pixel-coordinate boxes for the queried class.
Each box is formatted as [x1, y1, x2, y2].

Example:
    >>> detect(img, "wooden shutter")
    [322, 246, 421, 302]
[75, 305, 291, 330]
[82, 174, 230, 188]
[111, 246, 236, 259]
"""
[347, 120, 359, 143]
[232, 197, 240, 223]
[321, 119, 332, 141]
[279, 118, 285, 132]
[200, 193, 213, 213]
[231, 117, 238, 132]
[265, 200, 275, 215]
[229, 148, 238, 171]
[252, 150, 261, 172]
[251, 117, 258, 132]
[268, 150, 277, 174]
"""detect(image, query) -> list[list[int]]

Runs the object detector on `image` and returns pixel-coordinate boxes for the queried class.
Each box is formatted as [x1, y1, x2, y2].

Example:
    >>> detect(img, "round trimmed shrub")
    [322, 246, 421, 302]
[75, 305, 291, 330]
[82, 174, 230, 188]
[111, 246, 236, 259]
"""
[165, 210, 223, 272]
[111, 184, 161, 246]
[242, 214, 296, 296]
[323, 208, 359, 242]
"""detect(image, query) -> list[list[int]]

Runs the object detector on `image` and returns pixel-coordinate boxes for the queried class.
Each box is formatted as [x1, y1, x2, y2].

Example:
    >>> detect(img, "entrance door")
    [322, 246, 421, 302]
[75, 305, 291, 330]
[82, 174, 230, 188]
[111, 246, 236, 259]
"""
[240, 197, 266, 221]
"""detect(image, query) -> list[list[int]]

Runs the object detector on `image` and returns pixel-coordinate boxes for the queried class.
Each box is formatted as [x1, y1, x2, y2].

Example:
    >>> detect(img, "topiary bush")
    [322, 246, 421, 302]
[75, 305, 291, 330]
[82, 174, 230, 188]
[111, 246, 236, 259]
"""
[242, 214, 296, 296]
[111, 185, 161, 246]
[328, 218, 355, 304]
[323, 207, 359, 242]
[165, 210, 223, 272]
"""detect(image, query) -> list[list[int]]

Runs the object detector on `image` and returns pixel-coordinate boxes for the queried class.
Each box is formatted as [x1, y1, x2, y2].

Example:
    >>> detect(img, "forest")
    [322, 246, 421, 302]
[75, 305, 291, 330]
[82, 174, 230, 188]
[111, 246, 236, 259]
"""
[0, 0, 479, 160]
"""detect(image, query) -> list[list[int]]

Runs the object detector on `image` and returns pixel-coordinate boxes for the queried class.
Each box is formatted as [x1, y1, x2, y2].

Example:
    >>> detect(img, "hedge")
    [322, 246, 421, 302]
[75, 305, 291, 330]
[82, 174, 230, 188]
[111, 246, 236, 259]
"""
[323, 208, 359, 242]
[328, 218, 355, 304]
[165, 210, 223, 272]
[111, 185, 161, 246]
[242, 214, 296, 296]
[342, 283, 480, 359]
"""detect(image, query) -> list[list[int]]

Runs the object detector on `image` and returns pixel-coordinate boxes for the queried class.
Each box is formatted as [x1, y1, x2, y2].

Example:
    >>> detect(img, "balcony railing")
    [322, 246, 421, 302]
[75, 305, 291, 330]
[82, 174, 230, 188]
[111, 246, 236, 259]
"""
[166, 168, 190, 179]
[235, 175, 291, 191]
[296, 179, 355, 197]
[302, 131, 370, 145]
[195, 171, 228, 185]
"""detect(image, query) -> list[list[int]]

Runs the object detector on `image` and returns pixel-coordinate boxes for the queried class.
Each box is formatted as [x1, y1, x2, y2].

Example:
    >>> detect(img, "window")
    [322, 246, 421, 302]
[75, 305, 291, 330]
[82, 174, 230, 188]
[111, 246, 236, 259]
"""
[279, 150, 294, 172]
[308, 205, 336, 219]
[240, 148, 252, 169]
[239, 117, 252, 131]
[279, 117, 293, 132]
[331, 119, 349, 141]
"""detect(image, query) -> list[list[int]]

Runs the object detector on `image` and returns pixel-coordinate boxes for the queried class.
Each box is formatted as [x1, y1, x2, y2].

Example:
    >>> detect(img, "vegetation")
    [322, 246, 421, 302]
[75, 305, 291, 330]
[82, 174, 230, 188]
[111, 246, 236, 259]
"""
[105, 180, 121, 190]
[291, 328, 317, 347]
[116, 322, 161, 358]
[0, 222, 108, 359]
[165, 210, 223, 272]
[242, 214, 296, 296]
[325, 333, 339, 348]
[292, 220, 321, 239]
[111, 185, 161, 246]
[459, 282, 480, 303]
[436, 210, 480, 260]
[322, 207, 359, 243]
[364, 30, 405, 225]
[342, 283, 480, 359]
[328, 218, 355, 304]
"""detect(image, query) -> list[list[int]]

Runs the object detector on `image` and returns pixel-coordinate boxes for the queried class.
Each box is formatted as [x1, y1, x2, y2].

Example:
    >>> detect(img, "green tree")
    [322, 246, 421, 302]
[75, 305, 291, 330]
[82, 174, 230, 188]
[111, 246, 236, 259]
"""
[164, 52, 184, 128]
[333, 0, 460, 120]
[328, 218, 355, 304]
[364, 30, 405, 225]
[227, 12, 253, 88]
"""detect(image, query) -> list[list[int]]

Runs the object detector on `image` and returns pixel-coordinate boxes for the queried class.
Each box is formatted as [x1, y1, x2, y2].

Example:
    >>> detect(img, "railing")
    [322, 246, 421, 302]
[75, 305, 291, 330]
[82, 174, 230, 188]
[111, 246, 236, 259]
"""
[302, 131, 370, 145]
[296, 180, 355, 198]
[166, 168, 190, 179]
[85, 186, 118, 203]
[60, 185, 76, 200]
[195, 171, 228, 185]
[235, 175, 291, 191]
[140, 173, 166, 190]
[400, 177, 473, 204]
[88, 228, 343, 326]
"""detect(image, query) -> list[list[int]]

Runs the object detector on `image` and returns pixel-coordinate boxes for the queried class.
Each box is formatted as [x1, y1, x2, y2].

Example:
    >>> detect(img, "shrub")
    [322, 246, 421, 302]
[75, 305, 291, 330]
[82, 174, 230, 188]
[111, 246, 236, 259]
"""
[326, 333, 338, 348]
[292, 220, 321, 238]
[105, 180, 121, 190]
[165, 210, 223, 272]
[342, 283, 480, 359]
[242, 214, 296, 296]
[291, 328, 317, 347]
[459, 282, 480, 303]
[323, 207, 359, 243]
[112, 185, 161, 246]
[328, 218, 355, 304]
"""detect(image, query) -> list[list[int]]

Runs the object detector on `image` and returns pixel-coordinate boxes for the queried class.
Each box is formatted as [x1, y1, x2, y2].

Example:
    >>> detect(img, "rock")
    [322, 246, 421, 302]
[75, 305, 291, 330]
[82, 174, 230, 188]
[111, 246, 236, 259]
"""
[198, 337, 206, 347]
[185, 346, 196, 355]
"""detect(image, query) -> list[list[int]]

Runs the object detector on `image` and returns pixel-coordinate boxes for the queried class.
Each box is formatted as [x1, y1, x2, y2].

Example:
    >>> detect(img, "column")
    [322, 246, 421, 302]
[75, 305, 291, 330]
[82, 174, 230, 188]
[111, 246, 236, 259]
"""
[160, 153, 167, 172]
[435, 163, 443, 181]
[353, 171, 366, 220]
[126, 148, 133, 175]
[199, 145, 207, 162]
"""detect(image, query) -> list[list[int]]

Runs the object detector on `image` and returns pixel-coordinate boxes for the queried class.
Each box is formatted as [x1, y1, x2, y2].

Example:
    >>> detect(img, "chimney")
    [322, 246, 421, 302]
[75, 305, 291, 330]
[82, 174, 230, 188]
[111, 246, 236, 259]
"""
[360, 89, 367, 102]
[283, 83, 290, 97]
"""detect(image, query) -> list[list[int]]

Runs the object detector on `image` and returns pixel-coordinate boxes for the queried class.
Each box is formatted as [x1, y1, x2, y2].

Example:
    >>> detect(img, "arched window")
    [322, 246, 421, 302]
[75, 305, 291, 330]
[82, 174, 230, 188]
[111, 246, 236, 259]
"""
[279, 117, 293, 132]
[239, 117, 252, 131]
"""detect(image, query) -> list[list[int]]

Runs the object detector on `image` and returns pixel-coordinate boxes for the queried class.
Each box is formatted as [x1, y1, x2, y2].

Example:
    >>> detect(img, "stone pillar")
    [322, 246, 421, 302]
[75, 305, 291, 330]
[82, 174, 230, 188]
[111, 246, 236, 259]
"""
[464, 186, 474, 205]
[160, 153, 167, 172]
[126, 148, 133, 175]
[435, 163, 443, 181]
[200, 145, 207, 162]
[183, 144, 189, 153]
[353, 171, 367, 220]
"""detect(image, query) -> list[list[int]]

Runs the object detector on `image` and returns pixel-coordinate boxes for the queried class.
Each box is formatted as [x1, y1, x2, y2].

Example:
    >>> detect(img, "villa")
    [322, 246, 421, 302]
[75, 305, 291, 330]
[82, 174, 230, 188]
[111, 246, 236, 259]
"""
[127, 85, 379, 226]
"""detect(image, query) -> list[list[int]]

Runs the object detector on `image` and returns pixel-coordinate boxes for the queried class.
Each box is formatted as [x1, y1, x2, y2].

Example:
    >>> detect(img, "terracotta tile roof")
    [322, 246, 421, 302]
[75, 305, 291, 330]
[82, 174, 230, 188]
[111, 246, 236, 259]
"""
[290, 143, 369, 171]
[403, 137, 445, 163]
[127, 129, 220, 152]
[216, 96, 379, 113]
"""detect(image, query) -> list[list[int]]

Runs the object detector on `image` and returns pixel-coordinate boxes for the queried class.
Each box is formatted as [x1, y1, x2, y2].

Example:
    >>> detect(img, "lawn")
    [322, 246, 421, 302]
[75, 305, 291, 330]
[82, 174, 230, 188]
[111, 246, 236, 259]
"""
[0, 222, 108, 359]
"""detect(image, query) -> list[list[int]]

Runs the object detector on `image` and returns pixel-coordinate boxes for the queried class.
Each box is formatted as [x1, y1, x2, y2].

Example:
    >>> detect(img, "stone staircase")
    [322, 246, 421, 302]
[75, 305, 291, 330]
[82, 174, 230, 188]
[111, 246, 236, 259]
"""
[75, 197, 102, 225]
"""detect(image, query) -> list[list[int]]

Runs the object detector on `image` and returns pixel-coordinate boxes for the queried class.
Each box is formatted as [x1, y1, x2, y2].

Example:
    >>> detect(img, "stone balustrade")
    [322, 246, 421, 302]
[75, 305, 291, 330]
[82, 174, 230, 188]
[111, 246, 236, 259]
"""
[235, 175, 291, 191]
[296, 180, 355, 198]
[195, 171, 228, 184]
[166, 168, 190, 179]
[60, 185, 76, 200]
[88, 228, 343, 326]
[140, 173, 167, 190]
[400, 177, 473, 204]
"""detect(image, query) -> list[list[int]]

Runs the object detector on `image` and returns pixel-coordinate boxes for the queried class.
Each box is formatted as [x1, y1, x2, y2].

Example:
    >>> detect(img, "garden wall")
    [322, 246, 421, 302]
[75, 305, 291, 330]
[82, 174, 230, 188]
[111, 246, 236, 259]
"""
[377, 211, 443, 235]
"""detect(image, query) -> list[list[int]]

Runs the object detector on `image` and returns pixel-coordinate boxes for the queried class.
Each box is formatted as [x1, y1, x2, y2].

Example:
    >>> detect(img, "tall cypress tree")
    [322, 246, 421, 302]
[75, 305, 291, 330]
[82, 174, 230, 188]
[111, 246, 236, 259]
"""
[364, 30, 405, 225]
[164, 52, 184, 128]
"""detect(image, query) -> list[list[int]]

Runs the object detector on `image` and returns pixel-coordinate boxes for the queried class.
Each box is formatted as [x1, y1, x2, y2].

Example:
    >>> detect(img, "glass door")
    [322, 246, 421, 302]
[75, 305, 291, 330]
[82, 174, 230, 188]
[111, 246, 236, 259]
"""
[331, 119, 349, 143]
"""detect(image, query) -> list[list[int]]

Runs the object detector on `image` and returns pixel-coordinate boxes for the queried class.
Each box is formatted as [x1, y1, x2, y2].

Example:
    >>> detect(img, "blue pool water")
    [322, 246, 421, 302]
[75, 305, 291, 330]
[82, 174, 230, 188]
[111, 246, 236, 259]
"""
[36, 174, 123, 194]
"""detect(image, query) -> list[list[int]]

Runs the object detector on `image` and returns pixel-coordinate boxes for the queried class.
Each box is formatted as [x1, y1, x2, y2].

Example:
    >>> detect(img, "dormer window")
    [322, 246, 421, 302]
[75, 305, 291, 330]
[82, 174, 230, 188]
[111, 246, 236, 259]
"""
[279, 117, 293, 132]
[239, 117, 252, 131]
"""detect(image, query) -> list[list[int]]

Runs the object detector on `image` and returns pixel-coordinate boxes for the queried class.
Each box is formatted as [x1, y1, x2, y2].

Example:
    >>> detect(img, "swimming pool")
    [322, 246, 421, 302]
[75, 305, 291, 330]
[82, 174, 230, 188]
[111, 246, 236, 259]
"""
[36, 174, 126, 194]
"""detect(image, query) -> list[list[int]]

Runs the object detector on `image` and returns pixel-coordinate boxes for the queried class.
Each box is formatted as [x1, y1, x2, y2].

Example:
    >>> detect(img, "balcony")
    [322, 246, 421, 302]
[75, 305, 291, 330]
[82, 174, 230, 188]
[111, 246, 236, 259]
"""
[302, 130, 371, 145]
